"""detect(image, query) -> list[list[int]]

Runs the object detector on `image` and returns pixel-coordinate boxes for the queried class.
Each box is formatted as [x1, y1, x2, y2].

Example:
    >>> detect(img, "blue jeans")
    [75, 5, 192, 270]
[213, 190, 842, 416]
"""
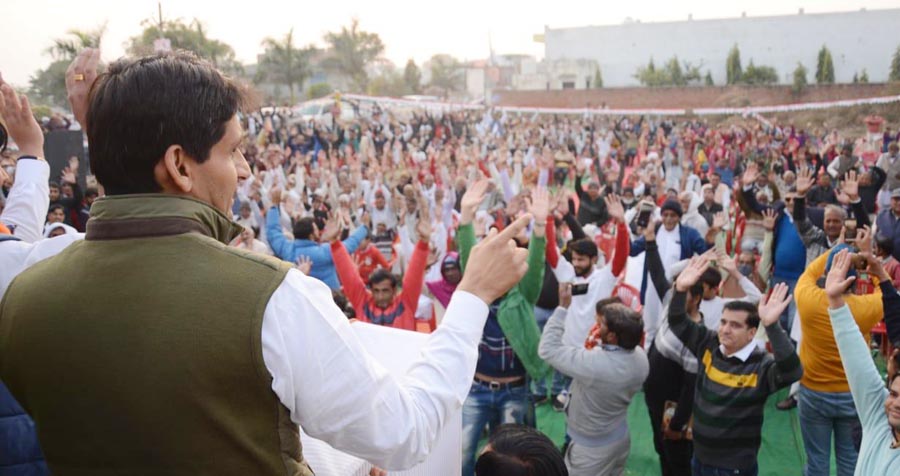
[532, 306, 572, 397]
[770, 276, 797, 335]
[797, 385, 861, 476]
[460, 380, 533, 476]
[692, 458, 758, 476]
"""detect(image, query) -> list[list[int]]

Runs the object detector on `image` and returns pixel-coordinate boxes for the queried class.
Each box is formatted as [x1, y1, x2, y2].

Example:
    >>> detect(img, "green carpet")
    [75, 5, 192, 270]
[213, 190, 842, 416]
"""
[535, 388, 806, 476]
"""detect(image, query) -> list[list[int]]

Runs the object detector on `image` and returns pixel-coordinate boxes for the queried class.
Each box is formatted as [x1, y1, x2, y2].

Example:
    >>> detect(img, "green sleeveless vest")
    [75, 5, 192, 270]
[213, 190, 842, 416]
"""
[0, 194, 314, 476]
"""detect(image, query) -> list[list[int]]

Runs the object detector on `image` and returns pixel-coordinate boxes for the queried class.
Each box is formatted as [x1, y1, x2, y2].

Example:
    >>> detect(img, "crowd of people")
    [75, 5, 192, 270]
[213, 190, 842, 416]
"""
[3, 47, 900, 476]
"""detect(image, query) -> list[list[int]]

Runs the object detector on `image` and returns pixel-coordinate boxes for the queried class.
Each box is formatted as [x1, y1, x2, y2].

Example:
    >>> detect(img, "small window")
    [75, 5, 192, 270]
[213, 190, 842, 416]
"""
[562, 81, 576, 89]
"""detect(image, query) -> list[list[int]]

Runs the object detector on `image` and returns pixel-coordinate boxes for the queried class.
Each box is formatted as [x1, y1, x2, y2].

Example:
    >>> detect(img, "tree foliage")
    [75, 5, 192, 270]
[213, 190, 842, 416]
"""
[890, 45, 900, 82]
[815, 45, 835, 84]
[321, 19, 385, 92]
[125, 18, 242, 74]
[592, 67, 603, 88]
[704, 71, 714, 86]
[306, 83, 334, 100]
[30, 26, 104, 108]
[257, 28, 317, 104]
[428, 54, 464, 97]
[634, 56, 701, 87]
[792, 62, 808, 95]
[859, 69, 869, 83]
[740, 61, 778, 85]
[726, 44, 742, 85]
[403, 59, 422, 94]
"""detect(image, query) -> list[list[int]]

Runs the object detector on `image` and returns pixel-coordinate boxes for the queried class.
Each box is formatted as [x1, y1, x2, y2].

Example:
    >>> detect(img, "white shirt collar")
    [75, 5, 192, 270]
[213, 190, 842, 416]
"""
[719, 339, 757, 362]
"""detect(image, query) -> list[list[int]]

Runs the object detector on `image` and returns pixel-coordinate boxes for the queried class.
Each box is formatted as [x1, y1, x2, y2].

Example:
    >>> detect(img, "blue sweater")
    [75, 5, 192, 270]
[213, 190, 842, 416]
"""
[266, 207, 367, 289]
[0, 380, 48, 475]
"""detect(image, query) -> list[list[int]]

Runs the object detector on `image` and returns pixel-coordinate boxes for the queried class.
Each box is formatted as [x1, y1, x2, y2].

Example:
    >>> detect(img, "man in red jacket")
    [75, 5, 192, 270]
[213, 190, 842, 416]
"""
[332, 209, 432, 332]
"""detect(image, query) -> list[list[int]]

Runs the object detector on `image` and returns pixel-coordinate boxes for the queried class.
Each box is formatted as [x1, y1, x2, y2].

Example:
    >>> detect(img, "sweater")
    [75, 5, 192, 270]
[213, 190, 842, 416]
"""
[830, 304, 900, 475]
[795, 251, 883, 392]
[669, 290, 802, 471]
[458, 223, 549, 381]
[538, 306, 648, 447]
[266, 206, 367, 288]
[333, 239, 427, 331]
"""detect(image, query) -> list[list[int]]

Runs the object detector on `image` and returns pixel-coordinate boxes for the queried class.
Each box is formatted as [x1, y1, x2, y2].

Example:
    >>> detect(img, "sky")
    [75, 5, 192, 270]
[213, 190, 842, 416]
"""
[3, 0, 899, 86]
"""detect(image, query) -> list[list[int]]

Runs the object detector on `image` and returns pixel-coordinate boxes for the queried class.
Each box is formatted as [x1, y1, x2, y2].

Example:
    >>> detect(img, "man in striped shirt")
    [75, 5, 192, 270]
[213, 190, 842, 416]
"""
[669, 255, 803, 476]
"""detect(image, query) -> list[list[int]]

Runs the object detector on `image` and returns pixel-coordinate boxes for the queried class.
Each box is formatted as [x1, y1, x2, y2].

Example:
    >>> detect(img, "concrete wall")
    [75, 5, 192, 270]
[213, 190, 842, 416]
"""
[545, 8, 900, 87]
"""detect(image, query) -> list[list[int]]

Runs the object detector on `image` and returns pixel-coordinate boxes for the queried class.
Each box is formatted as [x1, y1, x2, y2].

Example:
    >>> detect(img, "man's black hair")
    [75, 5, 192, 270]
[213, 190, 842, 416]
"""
[87, 51, 248, 195]
[369, 269, 398, 288]
[293, 217, 316, 240]
[48, 203, 65, 213]
[602, 303, 644, 350]
[723, 300, 760, 329]
[474, 424, 567, 476]
[568, 238, 598, 259]
[876, 233, 894, 257]
[594, 296, 622, 316]
[700, 267, 722, 289]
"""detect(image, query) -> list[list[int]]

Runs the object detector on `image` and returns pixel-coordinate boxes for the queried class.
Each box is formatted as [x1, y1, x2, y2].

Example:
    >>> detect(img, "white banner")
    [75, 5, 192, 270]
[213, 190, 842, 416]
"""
[339, 93, 900, 117]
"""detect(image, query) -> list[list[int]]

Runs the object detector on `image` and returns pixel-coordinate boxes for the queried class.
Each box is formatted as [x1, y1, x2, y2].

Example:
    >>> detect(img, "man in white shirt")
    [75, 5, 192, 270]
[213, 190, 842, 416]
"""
[0, 50, 534, 475]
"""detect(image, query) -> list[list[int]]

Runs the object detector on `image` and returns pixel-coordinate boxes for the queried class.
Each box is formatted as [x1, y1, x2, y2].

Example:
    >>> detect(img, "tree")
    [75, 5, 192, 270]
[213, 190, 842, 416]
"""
[816, 45, 835, 84]
[592, 67, 603, 88]
[666, 57, 684, 86]
[860, 69, 869, 83]
[257, 29, 317, 104]
[852, 72, 859, 83]
[368, 69, 409, 97]
[306, 83, 333, 100]
[403, 59, 422, 94]
[322, 19, 385, 92]
[29, 26, 105, 108]
[634, 56, 702, 87]
[740, 61, 778, 85]
[704, 71, 714, 86]
[46, 23, 106, 61]
[726, 44, 742, 85]
[792, 62, 808, 95]
[125, 18, 242, 74]
[890, 45, 900, 82]
[428, 54, 464, 98]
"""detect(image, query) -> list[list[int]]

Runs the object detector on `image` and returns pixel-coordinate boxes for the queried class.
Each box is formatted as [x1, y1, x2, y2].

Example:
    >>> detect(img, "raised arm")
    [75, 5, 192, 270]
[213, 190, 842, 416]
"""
[605, 194, 630, 276]
[669, 256, 716, 357]
[330, 238, 369, 311]
[824, 249, 887, 430]
[266, 194, 293, 259]
[758, 283, 803, 390]
[0, 81, 48, 243]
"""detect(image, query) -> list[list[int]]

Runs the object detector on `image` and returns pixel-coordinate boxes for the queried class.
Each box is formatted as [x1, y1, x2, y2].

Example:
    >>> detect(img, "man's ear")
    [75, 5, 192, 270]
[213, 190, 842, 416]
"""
[155, 145, 194, 194]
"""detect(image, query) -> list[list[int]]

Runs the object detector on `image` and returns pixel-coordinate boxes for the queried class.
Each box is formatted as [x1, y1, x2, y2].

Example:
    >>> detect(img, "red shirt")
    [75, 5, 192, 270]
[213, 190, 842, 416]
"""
[333, 240, 429, 332]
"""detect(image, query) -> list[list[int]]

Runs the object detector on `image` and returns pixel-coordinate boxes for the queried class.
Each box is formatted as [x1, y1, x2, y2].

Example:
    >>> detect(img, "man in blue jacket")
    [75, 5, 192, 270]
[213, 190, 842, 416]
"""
[266, 190, 368, 289]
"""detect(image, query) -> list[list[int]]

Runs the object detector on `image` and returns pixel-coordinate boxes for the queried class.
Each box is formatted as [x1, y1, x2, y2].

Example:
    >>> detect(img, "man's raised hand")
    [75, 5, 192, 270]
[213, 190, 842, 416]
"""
[675, 255, 710, 292]
[795, 167, 815, 196]
[460, 179, 489, 225]
[457, 214, 532, 305]
[605, 193, 626, 223]
[66, 48, 101, 128]
[529, 186, 550, 223]
[0, 75, 44, 158]
[758, 282, 792, 327]
[825, 248, 856, 307]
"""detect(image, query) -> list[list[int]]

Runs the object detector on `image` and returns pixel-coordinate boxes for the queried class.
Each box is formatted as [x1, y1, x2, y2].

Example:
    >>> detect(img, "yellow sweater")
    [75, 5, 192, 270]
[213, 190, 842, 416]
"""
[796, 252, 883, 392]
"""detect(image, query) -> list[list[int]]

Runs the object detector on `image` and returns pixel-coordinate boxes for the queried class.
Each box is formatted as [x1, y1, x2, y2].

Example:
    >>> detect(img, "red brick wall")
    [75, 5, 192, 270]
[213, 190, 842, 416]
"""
[493, 84, 898, 109]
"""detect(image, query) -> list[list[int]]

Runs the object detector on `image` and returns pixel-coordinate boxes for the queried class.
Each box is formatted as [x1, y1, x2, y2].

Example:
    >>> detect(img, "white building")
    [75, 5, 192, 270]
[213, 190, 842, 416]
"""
[543, 8, 900, 87]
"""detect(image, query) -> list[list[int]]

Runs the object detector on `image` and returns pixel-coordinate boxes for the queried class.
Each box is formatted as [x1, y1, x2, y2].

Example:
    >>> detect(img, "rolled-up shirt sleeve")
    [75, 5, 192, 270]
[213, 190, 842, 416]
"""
[261, 269, 488, 470]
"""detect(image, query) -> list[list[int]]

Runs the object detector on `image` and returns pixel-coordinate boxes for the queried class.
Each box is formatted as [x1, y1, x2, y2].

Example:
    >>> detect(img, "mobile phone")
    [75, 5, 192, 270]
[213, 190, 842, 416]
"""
[637, 202, 654, 228]
[844, 219, 857, 242]
[571, 283, 589, 296]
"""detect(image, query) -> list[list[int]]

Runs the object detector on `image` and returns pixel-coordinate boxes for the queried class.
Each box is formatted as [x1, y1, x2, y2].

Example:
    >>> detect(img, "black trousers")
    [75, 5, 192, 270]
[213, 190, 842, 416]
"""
[644, 344, 693, 476]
